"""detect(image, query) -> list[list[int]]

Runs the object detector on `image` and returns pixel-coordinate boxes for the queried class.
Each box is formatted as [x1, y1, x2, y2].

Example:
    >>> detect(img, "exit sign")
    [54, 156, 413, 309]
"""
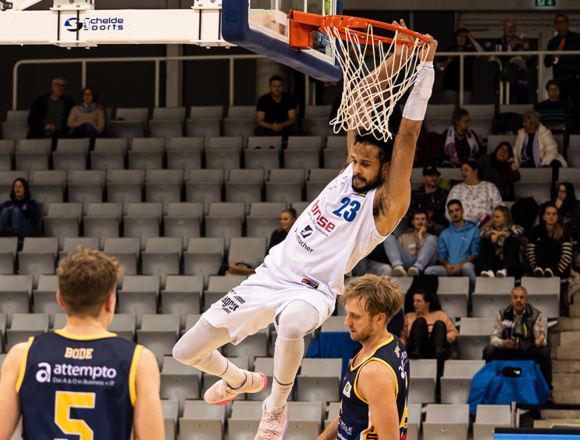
[535, 0, 556, 7]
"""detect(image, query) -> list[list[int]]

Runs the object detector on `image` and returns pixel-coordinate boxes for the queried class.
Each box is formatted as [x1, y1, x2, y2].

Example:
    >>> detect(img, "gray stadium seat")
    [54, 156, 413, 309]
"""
[190, 106, 223, 121]
[153, 107, 186, 122]
[107, 169, 145, 214]
[145, 169, 184, 215]
[228, 401, 263, 440]
[161, 275, 203, 329]
[244, 148, 280, 171]
[161, 399, 178, 440]
[118, 275, 160, 327]
[116, 107, 149, 123]
[90, 138, 127, 171]
[15, 139, 51, 171]
[29, 170, 67, 214]
[0, 275, 33, 326]
[179, 400, 225, 440]
[284, 402, 323, 439]
[423, 404, 469, 440]
[207, 136, 243, 150]
[473, 277, 515, 318]
[226, 330, 267, 369]
[224, 118, 254, 140]
[183, 237, 225, 288]
[6, 313, 49, 351]
[0, 237, 18, 275]
[104, 237, 141, 280]
[521, 277, 560, 318]
[83, 203, 123, 249]
[204, 202, 245, 250]
[266, 169, 305, 203]
[408, 359, 437, 404]
[43, 203, 83, 249]
[499, 104, 533, 114]
[2, 121, 28, 140]
[247, 136, 282, 152]
[407, 403, 422, 440]
[0, 140, 14, 171]
[0, 313, 6, 352]
[323, 148, 347, 168]
[473, 405, 511, 440]
[68, 170, 106, 214]
[296, 358, 342, 403]
[53, 138, 90, 173]
[142, 237, 183, 288]
[456, 318, 495, 360]
[486, 135, 518, 152]
[514, 169, 552, 202]
[325, 402, 341, 429]
[205, 148, 240, 170]
[128, 138, 164, 170]
[228, 106, 256, 118]
[6, 110, 28, 122]
[225, 169, 264, 207]
[284, 149, 321, 170]
[288, 136, 323, 150]
[440, 360, 485, 404]
[559, 168, 580, 195]
[305, 106, 332, 118]
[307, 168, 339, 200]
[137, 313, 180, 367]
[302, 117, 330, 138]
[186, 118, 220, 140]
[58, 237, 99, 260]
[326, 136, 347, 150]
[567, 151, 580, 168]
[204, 275, 247, 311]
[160, 356, 201, 416]
[291, 201, 310, 216]
[167, 137, 204, 151]
[320, 316, 348, 332]
[149, 120, 183, 140]
[163, 203, 202, 249]
[246, 202, 286, 245]
[18, 237, 59, 287]
[106, 314, 136, 341]
[123, 202, 163, 250]
[439, 168, 462, 182]
[53, 313, 67, 330]
[183, 314, 202, 334]
[437, 277, 469, 319]
[33, 275, 60, 328]
[185, 169, 224, 214]
[167, 145, 202, 175]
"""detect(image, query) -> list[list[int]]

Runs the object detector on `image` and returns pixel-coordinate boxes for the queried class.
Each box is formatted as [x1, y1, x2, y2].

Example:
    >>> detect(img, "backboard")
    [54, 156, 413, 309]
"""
[222, 0, 343, 82]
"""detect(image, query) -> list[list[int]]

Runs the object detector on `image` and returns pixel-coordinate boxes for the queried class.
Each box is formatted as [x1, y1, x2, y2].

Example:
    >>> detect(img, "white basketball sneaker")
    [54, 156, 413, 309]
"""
[254, 397, 288, 440]
[204, 371, 267, 405]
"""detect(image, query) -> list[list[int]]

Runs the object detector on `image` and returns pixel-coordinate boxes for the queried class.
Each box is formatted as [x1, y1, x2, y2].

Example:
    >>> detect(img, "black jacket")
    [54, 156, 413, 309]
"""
[27, 93, 76, 132]
[499, 303, 541, 352]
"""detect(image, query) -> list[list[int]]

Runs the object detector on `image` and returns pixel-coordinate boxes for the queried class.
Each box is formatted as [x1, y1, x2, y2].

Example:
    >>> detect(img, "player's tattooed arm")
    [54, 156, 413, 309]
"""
[0, 343, 26, 440]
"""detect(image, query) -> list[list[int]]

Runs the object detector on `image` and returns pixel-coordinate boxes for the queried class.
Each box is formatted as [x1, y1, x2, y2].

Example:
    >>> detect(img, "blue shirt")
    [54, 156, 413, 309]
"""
[437, 220, 480, 265]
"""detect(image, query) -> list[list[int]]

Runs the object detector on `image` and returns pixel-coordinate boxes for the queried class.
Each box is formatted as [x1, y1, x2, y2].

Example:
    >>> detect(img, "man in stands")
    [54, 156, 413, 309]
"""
[483, 286, 553, 396]
[409, 166, 449, 236]
[0, 247, 163, 440]
[425, 199, 479, 297]
[386, 209, 438, 277]
[544, 14, 580, 106]
[27, 77, 76, 144]
[255, 75, 300, 139]
[535, 80, 575, 132]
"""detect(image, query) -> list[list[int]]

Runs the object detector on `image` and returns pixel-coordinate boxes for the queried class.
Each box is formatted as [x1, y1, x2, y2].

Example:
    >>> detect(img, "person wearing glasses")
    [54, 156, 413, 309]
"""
[27, 77, 76, 145]
[543, 14, 580, 106]
[440, 108, 482, 168]
[68, 87, 105, 149]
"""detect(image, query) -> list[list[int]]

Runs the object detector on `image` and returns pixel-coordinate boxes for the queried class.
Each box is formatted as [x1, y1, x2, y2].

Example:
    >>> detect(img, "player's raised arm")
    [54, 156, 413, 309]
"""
[0, 343, 26, 440]
[374, 36, 437, 236]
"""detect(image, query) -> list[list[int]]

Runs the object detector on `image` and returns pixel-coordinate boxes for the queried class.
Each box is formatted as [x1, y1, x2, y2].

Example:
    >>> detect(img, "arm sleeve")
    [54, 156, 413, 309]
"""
[558, 241, 573, 275]
[470, 229, 480, 257]
[526, 228, 538, 269]
[490, 312, 506, 347]
[256, 96, 267, 113]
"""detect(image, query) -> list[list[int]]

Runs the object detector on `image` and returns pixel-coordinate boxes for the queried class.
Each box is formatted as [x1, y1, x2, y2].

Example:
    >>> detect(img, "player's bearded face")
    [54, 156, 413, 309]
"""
[352, 170, 382, 193]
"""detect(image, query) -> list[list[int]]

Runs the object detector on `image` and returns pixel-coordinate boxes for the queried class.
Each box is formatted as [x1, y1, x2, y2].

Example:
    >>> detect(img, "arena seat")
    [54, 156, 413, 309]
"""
[106, 314, 136, 341]
[6, 110, 28, 122]
[68, 170, 106, 214]
[43, 203, 82, 249]
[246, 202, 287, 245]
[208, 136, 243, 150]
[204, 202, 245, 250]
[183, 314, 202, 335]
[473, 405, 511, 440]
[487, 135, 518, 152]
[179, 400, 225, 440]
[160, 399, 178, 440]
[161, 275, 203, 329]
[247, 136, 283, 152]
[53, 139, 90, 174]
[438, 168, 462, 182]
[223, 118, 254, 141]
[190, 105, 224, 121]
[228, 401, 263, 439]
[53, 313, 66, 330]
[160, 355, 201, 416]
[0, 313, 6, 352]
[145, 169, 184, 214]
[226, 329, 268, 369]
[462, 104, 495, 138]
[326, 136, 347, 150]
[185, 169, 224, 214]
[291, 201, 310, 216]
[423, 404, 469, 440]
[107, 169, 145, 214]
[205, 147, 241, 170]
[18, 237, 59, 287]
[288, 136, 323, 151]
[440, 360, 485, 404]
[306, 168, 339, 200]
[0, 140, 14, 171]
[296, 358, 342, 403]
[90, 139, 127, 171]
[249, 357, 276, 402]
[455, 318, 495, 360]
[117, 275, 160, 327]
[228, 237, 266, 270]
[0, 275, 33, 326]
[149, 119, 184, 140]
[128, 138, 164, 170]
[166, 143, 202, 175]
[123, 202, 163, 250]
[228, 106, 256, 119]
[514, 168, 552, 202]
[137, 313, 180, 367]
[6, 313, 49, 351]
[152, 107, 186, 122]
[266, 169, 305, 203]
[422, 104, 455, 133]
[186, 118, 221, 141]
[167, 136, 204, 151]
[1, 121, 28, 140]
[33, 275, 60, 328]
[245, 148, 281, 171]
[567, 150, 580, 168]
[163, 203, 203, 249]
[302, 118, 330, 138]
[0, 237, 18, 275]
[284, 402, 323, 439]
[305, 106, 332, 119]
[284, 149, 321, 170]
[437, 277, 469, 319]
[320, 316, 348, 332]
[104, 237, 141, 280]
[183, 237, 225, 288]
[322, 148, 346, 169]
[15, 139, 50, 172]
[83, 203, 123, 249]
[29, 170, 66, 214]
[225, 169, 264, 208]
[116, 108, 149, 124]
[141, 237, 183, 288]
[408, 359, 437, 404]
[559, 168, 580, 195]
[407, 403, 422, 440]
[325, 402, 341, 428]
[521, 277, 560, 318]
[58, 237, 99, 260]
[498, 104, 533, 114]
[473, 277, 514, 318]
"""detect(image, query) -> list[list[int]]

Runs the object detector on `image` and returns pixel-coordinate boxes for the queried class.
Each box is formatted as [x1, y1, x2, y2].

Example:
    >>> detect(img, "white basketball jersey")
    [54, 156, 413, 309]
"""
[266, 163, 395, 298]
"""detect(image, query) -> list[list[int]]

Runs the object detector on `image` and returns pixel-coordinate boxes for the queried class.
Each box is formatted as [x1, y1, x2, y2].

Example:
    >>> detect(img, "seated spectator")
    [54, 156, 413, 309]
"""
[479, 205, 524, 278]
[352, 246, 392, 277]
[514, 110, 567, 171]
[386, 210, 438, 277]
[255, 75, 300, 139]
[539, 182, 580, 233]
[483, 286, 553, 396]
[27, 77, 75, 144]
[441, 108, 482, 168]
[534, 80, 575, 132]
[527, 203, 573, 278]
[0, 178, 37, 238]
[408, 166, 449, 236]
[476, 142, 521, 201]
[400, 288, 457, 377]
[446, 161, 502, 231]
[267, 208, 297, 253]
[495, 18, 531, 104]
[425, 200, 479, 296]
[68, 86, 105, 149]
[438, 28, 484, 105]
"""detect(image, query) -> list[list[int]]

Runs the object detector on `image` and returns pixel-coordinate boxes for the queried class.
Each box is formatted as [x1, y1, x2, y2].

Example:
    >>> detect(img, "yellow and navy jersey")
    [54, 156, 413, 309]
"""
[17, 330, 143, 440]
[338, 335, 409, 440]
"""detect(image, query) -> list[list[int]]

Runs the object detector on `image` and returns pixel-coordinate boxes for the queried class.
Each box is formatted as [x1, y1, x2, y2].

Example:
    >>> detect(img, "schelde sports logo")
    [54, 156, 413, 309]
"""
[64, 17, 125, 32]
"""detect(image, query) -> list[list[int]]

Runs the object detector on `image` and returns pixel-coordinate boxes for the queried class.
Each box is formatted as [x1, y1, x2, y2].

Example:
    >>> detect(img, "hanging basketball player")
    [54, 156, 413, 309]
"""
[173, 24, 438, 440]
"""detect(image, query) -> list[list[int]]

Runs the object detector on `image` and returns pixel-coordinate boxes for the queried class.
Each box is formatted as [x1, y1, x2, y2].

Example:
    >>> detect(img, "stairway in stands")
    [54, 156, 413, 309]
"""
[535, 303, 580, 427]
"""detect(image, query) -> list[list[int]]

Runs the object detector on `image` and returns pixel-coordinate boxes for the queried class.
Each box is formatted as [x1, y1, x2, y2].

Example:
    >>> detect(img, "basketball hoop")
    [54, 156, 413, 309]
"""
[289, 11, 431, 141]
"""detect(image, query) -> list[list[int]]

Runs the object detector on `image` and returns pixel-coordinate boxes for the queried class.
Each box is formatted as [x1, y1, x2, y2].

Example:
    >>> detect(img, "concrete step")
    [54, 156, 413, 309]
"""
[553, 389, 580, 403]
[553, 360, 580, 374]
[557, 346, 580, 360]
[561, 332, 580, 346]
[570, 304, 580, 318]
[552, 317, 580, 332]
[534, 419, 578, 428]
[541, 410, 580, 419]
[552, 374, 580, 390]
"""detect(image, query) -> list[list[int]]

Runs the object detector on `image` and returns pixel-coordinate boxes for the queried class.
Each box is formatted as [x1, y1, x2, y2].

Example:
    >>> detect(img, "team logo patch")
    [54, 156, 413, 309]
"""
[301, 278, 319, 289]
[395, 343, 401, 358]
[300, 225, 313, 238]
[343, 381, 352, 398]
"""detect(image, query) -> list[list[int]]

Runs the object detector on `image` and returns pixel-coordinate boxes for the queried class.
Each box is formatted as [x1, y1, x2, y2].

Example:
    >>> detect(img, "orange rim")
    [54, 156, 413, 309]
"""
[289, 11, 430, 50]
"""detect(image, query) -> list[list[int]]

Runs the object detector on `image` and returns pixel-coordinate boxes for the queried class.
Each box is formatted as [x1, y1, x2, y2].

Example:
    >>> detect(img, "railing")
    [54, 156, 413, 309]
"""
[12, 50, 580, 111]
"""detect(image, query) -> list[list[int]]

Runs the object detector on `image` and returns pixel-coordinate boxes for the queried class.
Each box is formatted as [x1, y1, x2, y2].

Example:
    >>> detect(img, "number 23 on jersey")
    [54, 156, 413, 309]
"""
[332, 197, 361, 222]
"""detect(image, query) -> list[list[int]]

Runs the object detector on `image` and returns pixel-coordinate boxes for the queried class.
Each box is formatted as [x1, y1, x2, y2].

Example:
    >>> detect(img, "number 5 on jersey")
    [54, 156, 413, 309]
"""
[333, 197, 361, 222]
[55, 391, 95, 440]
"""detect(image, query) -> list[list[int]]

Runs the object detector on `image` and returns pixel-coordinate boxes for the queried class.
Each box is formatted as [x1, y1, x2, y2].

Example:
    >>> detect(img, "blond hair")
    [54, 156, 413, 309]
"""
[340, 274, 404, 319]
[57, 246, 124, 318]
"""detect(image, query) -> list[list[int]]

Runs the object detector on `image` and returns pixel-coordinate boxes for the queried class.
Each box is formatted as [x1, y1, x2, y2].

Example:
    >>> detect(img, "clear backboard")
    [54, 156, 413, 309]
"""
[222, 0, 343, 81]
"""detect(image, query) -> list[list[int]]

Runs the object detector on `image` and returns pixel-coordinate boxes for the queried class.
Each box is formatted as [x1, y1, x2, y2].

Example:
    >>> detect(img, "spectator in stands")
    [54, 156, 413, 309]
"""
[483, 286, 552, 394]
[400, 288, 457, 377]
[425, 199, 479, 296]
[476, 142, 521, 201]
[446, 161, 502, 231]
[409, 166, 449, 236]
[441, 108, 482, 168]
[543, 14, 580, 105]
[495, 18, 531, 104]
[67, 86, 105, 148]
[386, 209, 438, 277]
[479, 205, 524, 278]
[0, 178, 36, 238]
[255, 75, 300, 138]
[527, 203, 573, 278]
[438, 28, 483, 105]
[514, 111, 567, 173]
[539, 183, 580, 233]
[534, 80, 575, 132]
[268, 208, 297, 253]
[27, 77, 75, 143]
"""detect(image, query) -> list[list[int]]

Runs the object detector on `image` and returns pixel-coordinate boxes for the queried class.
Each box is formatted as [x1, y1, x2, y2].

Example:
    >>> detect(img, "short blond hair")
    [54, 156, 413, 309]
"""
[57, 246, 124, 318]
[340, 274, 404, 319]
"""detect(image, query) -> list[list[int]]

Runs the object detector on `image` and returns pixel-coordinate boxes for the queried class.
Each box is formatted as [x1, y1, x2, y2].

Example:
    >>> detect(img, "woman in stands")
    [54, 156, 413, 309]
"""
[400, 288, 457, 378]
[440, 108, 482, 167]
[438, 28, 484, 106]
[526, 204, 573, 278]
[479, 205, 524, 278]
[0, 178, 37, 238]
[267, 208, 297, 253]
[476, 142, 521, 200]
[539, 183, 580, 233]
[67, 86, 105, 149]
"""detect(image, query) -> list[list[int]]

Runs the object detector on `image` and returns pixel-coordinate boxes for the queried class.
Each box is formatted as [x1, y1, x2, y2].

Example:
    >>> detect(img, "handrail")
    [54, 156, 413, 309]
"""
[12, 50, 580, 111]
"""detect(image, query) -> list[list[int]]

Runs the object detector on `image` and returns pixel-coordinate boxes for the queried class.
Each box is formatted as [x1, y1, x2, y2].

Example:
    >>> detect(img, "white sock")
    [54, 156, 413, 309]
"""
[269, 335, 304, 408]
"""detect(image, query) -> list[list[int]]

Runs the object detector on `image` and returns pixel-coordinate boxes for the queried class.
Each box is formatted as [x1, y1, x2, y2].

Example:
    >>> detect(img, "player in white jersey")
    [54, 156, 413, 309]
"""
[173, 26, 438, 440]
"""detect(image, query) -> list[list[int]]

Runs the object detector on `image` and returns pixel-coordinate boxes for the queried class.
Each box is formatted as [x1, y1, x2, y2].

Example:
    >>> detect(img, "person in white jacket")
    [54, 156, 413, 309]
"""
[513, 110, 567, 171]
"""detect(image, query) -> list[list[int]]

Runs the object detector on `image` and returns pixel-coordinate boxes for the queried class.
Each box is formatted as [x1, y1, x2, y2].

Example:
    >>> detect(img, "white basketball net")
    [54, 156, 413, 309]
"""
[324, 25, 428, 142]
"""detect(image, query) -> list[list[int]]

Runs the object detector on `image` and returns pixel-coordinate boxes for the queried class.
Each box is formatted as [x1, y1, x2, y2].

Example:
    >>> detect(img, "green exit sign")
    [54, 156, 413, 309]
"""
[535, 0, 556, 7]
